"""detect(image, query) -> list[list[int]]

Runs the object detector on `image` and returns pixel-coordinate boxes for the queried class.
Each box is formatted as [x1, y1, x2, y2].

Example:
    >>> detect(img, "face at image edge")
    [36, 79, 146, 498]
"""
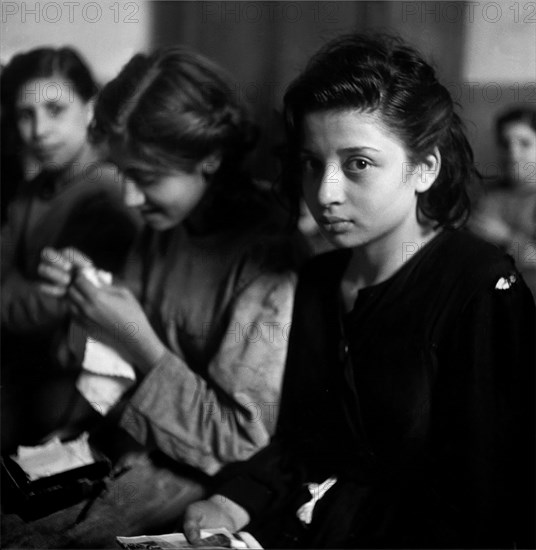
[300, 109, 438, 252]
[115, 152, 211, 231]
[15, 76, 92, 170]
[499, 121, 536, 189]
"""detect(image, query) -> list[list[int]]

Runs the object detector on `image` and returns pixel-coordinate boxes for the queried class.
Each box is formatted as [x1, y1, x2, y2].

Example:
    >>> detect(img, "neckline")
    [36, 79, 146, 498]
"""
[337, 228, 451, 311]
[36, 143, 98, 199]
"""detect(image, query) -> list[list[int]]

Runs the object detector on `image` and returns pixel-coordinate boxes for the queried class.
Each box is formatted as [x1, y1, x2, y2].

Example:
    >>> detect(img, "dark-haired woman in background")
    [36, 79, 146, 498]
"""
[470, 107, 536, 300]
[1, 47, 139, 449]
[39, 46, 299, 487]
[184, 34, 535, 549]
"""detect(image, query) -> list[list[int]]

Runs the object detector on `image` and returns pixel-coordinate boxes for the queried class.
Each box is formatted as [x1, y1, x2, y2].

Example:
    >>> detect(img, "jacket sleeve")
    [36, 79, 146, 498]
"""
[1, 191, 139, 333]
[1, 271, 68, 333]
[119, 271, 296, 475]
[1, 201, 68, 333]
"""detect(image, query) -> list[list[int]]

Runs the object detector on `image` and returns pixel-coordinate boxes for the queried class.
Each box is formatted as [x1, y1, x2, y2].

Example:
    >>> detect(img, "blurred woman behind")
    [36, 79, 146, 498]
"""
[470, 107, 536, 300]
[1, 47, 140, 450]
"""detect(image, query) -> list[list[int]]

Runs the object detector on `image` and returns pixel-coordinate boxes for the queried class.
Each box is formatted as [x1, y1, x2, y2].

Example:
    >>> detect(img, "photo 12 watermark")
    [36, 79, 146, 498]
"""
[200, 1, 339, 24]
[401, 2, 536, 24]
[2, 1, 140, 24]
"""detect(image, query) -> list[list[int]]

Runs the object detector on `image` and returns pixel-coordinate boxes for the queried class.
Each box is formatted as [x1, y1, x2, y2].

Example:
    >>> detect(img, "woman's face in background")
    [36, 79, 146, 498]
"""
[112, 147, 210, 231]
[15, 76, 92, 170]
[499, 121, 536, 189]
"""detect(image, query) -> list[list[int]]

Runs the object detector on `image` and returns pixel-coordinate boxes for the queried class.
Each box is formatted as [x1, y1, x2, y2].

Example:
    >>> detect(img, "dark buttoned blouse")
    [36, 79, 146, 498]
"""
[218, 229, 535, 549]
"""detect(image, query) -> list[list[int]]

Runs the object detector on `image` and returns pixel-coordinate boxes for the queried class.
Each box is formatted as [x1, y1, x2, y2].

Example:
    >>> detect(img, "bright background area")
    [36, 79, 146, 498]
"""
[2, 0, 535, 180]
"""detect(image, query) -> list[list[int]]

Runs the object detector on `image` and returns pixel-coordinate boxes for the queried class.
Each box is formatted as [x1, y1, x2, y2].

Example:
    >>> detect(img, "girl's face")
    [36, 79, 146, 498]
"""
[15, 77, 92, 169]
[113, 150, 210, 231]
[499, 121, 536, 188]
[300, 109, 436, 251]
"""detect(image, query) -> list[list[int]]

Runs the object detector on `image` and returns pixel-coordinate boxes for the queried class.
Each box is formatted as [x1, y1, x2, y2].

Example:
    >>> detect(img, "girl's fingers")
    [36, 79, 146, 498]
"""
[37, 262, 71, 286]
[61, 247, 93, 270]
[41, 247, 73, 272]
[71, 269, 107, 301]
[67, 284, 89, 309]
[38, 283, 67, 297]
[183, 520, 201, 545]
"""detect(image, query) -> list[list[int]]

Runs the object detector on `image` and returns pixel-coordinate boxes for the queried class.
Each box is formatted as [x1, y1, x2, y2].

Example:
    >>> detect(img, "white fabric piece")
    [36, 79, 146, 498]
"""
[77, 340, 136, 415]
[75, 267, 136, 415]
[296, 476, 338, 525]
[80, 266, 113, 287]
[494, 273, 517, 290]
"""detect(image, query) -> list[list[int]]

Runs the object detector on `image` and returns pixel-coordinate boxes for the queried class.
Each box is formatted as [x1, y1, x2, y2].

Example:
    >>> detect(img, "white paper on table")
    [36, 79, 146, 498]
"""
[11, 432, 95, 481]
[116, 528, 264, 549]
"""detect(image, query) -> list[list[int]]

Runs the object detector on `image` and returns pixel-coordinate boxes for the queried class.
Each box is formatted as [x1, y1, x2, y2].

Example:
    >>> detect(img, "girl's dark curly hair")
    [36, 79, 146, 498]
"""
[92, 46, 258, 202]
[282, 33, 478, 228]
[1, 46, 97, 111]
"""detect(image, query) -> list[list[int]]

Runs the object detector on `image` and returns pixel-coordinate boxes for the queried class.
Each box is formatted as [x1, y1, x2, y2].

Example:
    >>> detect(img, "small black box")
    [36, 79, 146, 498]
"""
[1, 446, 111, 520]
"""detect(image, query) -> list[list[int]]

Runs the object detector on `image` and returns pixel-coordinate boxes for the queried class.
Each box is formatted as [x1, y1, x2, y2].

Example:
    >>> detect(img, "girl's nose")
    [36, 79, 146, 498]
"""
[317, 162, 344, 207]
[33, 110, 51, 140]
[123, 178, 146, 207]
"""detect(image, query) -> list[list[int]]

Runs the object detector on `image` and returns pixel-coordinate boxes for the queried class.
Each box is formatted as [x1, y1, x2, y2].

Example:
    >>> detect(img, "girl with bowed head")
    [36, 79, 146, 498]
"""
[39, 47, 300, 476]
[1, 47, 139, 449]
[183, 34, 535, 549]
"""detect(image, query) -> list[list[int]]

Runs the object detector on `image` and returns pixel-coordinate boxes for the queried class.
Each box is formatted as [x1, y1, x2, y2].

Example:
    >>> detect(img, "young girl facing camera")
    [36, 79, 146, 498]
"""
[184, 34, 535, 549]
[39, 47, 300, 478]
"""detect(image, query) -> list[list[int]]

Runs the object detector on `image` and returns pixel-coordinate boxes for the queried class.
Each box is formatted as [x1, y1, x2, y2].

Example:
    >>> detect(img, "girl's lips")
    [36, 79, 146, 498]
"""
[318, 215, 353, 233]
[34, 144, 62, 159]
[321, 220, 354, 233]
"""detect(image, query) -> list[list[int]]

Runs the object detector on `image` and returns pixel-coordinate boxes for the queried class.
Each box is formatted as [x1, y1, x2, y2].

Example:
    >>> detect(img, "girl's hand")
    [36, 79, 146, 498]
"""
[38, 247, 93, 297]
[67, 270, 166, 374]
[183, 496, 250, 544]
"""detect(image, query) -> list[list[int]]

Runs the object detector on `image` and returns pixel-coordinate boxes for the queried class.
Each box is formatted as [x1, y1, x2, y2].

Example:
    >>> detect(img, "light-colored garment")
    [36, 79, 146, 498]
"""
[120, 216, 298, 475]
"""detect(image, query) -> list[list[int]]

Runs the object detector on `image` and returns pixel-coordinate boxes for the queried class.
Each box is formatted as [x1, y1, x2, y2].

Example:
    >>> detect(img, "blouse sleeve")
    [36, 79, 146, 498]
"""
[1, 201, 68, 333]
[119, 271, 296, 475]
[1, 183, 139, 334]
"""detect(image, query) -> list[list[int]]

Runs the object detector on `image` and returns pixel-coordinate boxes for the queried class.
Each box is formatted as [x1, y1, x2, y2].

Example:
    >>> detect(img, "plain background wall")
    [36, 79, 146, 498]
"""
[1, 0, 153, 83]
[2, 0, 535, 182]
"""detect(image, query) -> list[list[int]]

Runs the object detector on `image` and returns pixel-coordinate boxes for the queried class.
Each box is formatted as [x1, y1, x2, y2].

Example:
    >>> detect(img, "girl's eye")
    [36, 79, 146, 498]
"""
[300, 156, 323, 174]
[16, 109, 33, 122]
[124, 170, 158, 187]
[46, 104, 66, 117]
[345, 158, 370, 172]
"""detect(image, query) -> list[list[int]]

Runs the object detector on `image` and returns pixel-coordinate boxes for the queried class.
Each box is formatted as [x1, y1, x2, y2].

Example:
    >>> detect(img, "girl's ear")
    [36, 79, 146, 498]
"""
[85, 98, 95, 127]
[201, 152, 222, 176]
[415, 147, 441, 193]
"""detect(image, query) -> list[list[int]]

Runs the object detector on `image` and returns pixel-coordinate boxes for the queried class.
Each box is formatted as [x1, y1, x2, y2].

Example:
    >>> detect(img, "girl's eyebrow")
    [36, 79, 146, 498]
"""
[339, 146, 380, 154]
[300, 146, 381, 155]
